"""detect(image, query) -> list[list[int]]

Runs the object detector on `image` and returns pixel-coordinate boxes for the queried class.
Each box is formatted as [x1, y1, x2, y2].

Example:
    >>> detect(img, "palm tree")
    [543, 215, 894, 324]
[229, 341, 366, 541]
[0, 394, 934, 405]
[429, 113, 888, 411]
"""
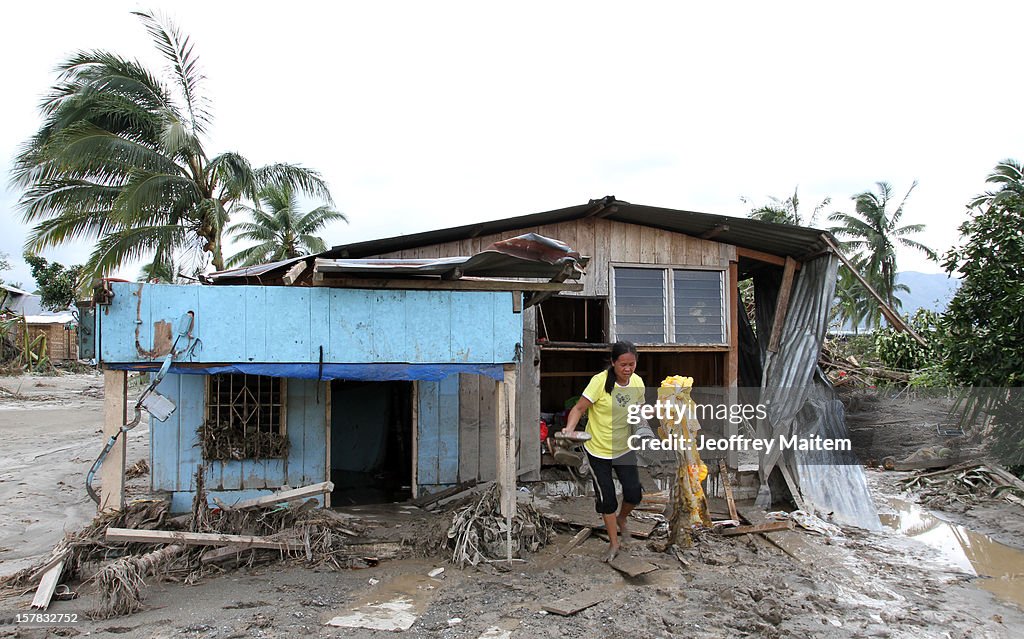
[12, 11, 332, 275]
[828, 182, 936, 328]
[743, 187, 830, 226]
[226, 184, 346, 267]
[969, 159, 1024, 209]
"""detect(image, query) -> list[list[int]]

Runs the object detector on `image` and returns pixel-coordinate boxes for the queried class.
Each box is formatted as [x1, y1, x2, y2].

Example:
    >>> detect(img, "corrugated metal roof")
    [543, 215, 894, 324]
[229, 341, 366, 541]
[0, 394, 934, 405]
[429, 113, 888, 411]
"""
[315, 233, 584, 280]
[322, 196, 835, 261]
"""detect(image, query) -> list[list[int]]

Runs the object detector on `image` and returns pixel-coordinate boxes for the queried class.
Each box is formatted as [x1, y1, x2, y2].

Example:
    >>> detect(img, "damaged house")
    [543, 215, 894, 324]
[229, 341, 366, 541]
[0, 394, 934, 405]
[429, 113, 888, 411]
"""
[88, 196, 879, 529]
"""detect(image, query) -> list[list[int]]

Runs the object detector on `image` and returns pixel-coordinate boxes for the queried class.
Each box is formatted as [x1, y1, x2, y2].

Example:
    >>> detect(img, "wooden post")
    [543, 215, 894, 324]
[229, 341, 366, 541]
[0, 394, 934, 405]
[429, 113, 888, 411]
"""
[495, 365, 517, 519]
[726, 261, 740, 469]
[767, 257, 798, 354]
[100, 369, 127, 512]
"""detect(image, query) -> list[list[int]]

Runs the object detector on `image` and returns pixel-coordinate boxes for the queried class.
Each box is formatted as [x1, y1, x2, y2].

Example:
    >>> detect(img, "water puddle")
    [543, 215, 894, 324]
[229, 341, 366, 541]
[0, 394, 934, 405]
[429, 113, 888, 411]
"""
[880, 498, 1024, 608]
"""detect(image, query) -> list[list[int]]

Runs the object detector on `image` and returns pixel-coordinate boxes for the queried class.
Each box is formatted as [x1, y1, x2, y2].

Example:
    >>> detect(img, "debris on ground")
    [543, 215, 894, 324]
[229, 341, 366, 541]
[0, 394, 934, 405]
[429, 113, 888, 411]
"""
[446, 484, 552, 567]
[0, 472, 430, 619]
[899, 461, 1024, 508]
[125, 458, 149, 479]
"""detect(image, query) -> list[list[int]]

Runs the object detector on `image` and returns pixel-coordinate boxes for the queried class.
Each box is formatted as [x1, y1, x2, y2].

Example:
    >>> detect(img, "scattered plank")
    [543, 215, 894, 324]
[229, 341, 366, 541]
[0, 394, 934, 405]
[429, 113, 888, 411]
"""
[223, 481, 334, 511]
[736, 507, 830, 566]
[893, 455, 975, 472]
[30, 560, 64, 610]
[105, 528, 305, 550]
[719, 459, 739, 523]
[719, 521, 794, 537]
[607, 554, 659, 577]
[411, 480, 476, 509]
[561, 527, 592, 555]
[542, 591, 607, 616]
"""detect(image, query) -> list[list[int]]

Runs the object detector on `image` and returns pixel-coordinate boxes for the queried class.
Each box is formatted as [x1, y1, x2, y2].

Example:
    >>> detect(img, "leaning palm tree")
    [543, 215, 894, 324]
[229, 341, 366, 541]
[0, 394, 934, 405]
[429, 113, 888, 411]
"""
[12, 11, 332, 275]
[828, 181, 936, 328]
[743, 186, 830, 226]
[226, 184, 346, 267]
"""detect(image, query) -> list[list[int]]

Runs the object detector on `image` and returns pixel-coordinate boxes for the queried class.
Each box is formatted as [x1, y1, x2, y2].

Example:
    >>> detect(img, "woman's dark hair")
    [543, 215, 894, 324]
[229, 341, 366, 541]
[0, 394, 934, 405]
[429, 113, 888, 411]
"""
[604, 341, 639, 393]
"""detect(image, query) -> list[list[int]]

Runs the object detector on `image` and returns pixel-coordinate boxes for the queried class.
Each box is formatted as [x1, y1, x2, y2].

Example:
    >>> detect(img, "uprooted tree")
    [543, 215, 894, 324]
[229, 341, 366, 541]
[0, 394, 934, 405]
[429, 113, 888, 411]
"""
[939, 159, 1024, 472]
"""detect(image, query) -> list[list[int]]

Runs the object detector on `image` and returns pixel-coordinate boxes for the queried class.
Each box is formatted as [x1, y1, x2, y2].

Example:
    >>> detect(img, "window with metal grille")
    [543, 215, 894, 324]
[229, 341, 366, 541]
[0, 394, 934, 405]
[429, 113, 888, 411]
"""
[612, 266, 727, 345]
[202, 374, 287, 460]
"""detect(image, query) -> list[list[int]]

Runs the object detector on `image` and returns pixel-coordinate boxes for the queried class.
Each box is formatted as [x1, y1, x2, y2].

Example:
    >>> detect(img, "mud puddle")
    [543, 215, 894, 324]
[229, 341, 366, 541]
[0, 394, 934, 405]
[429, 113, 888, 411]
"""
[881, 497, 1024, 608]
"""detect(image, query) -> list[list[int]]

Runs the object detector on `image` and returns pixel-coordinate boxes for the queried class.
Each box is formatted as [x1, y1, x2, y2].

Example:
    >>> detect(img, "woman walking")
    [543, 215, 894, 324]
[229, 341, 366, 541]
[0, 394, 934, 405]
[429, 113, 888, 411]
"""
[561, 341, 645, 561]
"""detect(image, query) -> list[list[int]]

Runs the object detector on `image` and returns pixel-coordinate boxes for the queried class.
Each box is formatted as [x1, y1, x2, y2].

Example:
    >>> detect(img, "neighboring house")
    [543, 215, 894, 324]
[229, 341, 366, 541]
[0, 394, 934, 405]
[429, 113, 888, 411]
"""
[2, 284, 78, 361]
[1, 283, 44, 316]
[89, 197, 878, 529]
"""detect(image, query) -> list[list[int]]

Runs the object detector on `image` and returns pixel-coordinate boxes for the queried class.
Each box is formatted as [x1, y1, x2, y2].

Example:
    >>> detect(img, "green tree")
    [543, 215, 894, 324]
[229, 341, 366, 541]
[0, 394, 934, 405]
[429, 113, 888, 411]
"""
[940, 160, 1024, 468]
[828, 181, 936, 328]
[137, 256, 188, 284]
[225, 184, 345, 267]
[743, 186, 830, 226]
[0, 252, 10, 286]
[12, 11, 332, 275]
[23, 254, 84, 311]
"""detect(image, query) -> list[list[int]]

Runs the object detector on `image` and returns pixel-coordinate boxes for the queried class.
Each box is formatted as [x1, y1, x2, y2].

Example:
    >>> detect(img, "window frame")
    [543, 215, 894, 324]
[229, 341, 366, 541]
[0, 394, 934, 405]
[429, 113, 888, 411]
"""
[203, 373, 288, 458]
[609, 262, 729, 346]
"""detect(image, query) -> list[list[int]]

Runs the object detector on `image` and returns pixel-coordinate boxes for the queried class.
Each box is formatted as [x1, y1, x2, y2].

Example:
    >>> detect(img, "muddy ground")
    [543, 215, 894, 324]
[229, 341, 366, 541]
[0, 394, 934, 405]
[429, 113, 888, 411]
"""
[1, 373, 1023, 638]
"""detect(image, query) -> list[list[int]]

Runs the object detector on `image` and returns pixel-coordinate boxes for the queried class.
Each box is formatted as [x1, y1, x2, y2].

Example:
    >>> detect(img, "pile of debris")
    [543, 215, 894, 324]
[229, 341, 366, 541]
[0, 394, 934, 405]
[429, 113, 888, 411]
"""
[445, 484, 552, 567]
[899, 461, 1024, 508]
[820, 339, 909, 386]
[0, 476, 400, 619]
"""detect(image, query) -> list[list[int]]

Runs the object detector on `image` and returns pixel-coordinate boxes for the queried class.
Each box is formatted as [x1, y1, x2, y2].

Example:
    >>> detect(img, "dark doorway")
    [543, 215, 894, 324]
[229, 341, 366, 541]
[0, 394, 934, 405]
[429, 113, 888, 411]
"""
[330, 380, 413, 505]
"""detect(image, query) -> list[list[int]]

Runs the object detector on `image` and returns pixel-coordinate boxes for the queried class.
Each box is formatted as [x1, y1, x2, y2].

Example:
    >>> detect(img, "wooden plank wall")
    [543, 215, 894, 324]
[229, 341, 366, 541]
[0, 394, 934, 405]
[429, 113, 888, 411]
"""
[374, 219, 736, 297]
[417, 377, 460, 488]
[151, 374, 326, 496]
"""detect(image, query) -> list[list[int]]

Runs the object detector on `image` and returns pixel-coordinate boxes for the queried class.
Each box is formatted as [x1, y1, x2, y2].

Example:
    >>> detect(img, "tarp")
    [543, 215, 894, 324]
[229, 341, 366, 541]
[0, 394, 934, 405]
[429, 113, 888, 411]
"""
[104, 362, 505, 381]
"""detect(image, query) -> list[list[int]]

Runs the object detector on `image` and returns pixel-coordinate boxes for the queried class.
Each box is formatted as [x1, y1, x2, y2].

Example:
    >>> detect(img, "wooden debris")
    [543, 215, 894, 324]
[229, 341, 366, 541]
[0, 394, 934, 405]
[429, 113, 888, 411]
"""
[719, 459, 739, 523]
[95, 544, 185, 618]
[719, 521, 794, 537]
[542, 591, 607, 616]
[607, 554, 659, 577]
[223, 481, 334, 511]
[411, 480, 476, 509]
[105, 527, 305, 550]
[893, 455, 975, 472]
[561, 527, 592, 555]
[30, 560, 64, 610]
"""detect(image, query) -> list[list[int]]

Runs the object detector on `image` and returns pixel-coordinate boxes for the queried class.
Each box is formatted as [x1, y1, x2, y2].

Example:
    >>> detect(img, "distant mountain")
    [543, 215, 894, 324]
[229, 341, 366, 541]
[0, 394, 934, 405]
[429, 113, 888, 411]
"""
[835, 271, 959, 333]
[895, 271, 960, 315]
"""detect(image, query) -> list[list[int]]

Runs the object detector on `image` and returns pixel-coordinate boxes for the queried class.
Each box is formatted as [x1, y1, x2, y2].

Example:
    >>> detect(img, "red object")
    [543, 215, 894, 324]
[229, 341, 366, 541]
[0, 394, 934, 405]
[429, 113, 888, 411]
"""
[539, 420, 548, 442]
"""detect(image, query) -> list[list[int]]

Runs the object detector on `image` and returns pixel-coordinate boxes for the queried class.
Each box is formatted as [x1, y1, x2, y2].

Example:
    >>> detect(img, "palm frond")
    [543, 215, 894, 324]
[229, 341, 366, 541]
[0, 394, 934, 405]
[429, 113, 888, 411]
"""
[132, 11, 210, 136]
[255, 164, 333, 204]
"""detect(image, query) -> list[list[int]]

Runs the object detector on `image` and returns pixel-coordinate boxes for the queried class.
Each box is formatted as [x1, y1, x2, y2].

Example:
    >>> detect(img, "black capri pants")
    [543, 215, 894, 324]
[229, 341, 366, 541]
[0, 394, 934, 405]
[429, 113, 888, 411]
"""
[586, 449, 643, 515]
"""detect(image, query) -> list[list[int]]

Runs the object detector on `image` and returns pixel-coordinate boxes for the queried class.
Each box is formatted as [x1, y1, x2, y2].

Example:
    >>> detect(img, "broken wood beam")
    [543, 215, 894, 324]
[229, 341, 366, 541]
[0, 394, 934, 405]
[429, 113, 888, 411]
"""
[224, 481, 334, 511]
[767, 257, 798, 354]
[30, 560, 65, 610]
[719, 521, 794, 537]
[105, 528, 305, 550]
[411, 480, 477, 509]
[281, 260, 307, 285]
[719, 459, 739, 523]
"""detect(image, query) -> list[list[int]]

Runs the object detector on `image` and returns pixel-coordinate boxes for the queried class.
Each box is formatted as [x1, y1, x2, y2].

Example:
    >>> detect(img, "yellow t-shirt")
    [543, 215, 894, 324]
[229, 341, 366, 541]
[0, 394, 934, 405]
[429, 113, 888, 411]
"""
[581, 371, 645, 459]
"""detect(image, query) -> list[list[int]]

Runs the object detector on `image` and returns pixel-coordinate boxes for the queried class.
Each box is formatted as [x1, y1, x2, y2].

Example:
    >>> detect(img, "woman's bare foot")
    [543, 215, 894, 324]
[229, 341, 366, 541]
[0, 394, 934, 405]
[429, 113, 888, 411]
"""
[617, 517, 632, 547]
[604, 545, 620, 563]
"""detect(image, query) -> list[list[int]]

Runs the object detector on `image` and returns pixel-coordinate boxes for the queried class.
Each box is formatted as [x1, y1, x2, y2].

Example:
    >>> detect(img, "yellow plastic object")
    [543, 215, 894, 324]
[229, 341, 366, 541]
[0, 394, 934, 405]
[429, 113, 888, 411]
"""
[656, 373, 712, 530]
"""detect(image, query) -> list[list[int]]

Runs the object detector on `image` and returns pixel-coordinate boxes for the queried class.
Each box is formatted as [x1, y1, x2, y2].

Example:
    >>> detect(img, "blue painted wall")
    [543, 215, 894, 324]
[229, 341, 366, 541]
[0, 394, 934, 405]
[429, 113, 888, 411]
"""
[417, 377, 460, 488]
[152, 373, 326, 511]
[99, 283, 522, 365]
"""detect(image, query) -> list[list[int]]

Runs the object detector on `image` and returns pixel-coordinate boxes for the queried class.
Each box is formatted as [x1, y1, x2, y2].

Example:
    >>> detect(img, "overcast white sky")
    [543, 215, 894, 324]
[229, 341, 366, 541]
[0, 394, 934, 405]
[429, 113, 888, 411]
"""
[3, 1, 1021, 288]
